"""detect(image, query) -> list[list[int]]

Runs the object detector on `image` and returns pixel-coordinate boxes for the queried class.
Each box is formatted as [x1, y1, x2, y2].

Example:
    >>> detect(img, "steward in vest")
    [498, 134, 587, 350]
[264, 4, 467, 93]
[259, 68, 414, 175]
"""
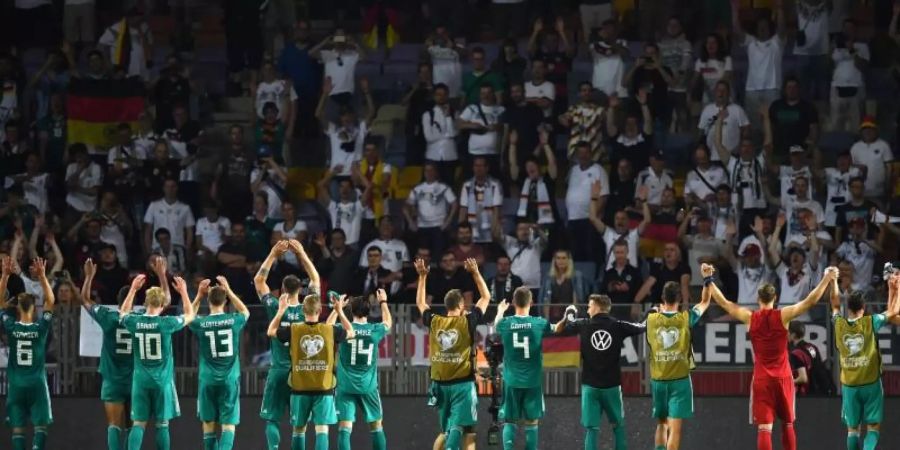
[414, 257, 492, 450]
[646, 281, 711, 450]
[268, 293, 356, 450]
[830, 273, 900, 450]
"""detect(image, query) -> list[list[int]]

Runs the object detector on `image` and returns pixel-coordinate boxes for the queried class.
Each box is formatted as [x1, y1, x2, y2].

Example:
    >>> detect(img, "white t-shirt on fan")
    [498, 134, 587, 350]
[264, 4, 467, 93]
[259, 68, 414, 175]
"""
[321, 50, 360, 96]
[327, 121, 368, 176]
[459, 103, 505, 155]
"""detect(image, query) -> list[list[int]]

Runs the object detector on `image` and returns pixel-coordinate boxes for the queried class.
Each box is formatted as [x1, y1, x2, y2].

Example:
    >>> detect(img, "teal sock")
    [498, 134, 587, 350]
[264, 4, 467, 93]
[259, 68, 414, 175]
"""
[107, 426, 122, 450]
[656, 446, 667, 450]
[155, 424, 170, 450]
[203, 432, 218, 450]
[371, 427, 386, 450]
[315, 432, 329, 450]
[584, 427, 598, 450]
[847, 432, 860, 450]
[612, 424, 626, 450]
[502, 423, 518, 450]
[127, 426, 145, 450]
[266, 422, 281, 450]
[12, 433, 26, 450]
[32, 428, 47, 450]
[446, 428, 463, 450]
[524, 424, 539, 450]
[863, 430, 880, 450]
[218, 430, 235, 450]
[338, 427, 351, 450]
[291, 432, 306, 450]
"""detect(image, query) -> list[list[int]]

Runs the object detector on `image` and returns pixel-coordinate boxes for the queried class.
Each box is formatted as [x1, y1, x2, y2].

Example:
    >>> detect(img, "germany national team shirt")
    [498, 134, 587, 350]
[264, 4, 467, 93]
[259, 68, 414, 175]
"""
[263, 293, 305, 371]
[86, 304, 134, 386]
[1, 310, 53, 386]
[189, 312, 248, 384]
[496, 315, 552, 388]
[336, 322, 389, 394]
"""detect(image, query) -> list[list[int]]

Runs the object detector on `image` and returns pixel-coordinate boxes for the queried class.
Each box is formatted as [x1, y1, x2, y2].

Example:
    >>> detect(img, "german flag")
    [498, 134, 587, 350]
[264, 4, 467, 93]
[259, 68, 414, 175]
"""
[362, 2, 400, 49]
[542, 335, 580, 368]
[67, 77, 145, 149]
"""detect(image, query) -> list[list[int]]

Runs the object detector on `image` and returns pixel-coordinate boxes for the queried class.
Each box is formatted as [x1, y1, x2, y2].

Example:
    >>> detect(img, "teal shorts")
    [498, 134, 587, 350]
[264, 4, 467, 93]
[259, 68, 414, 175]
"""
[499, 385, 544, 422]
[130, 380, 180, 422]
[260, 369, 291, 422]
[841, 380, 884, 427]
[100, 379, 131, 404]
[291, 393, 337, 426]
[6, 382, 53, 428]
[336, 389, 383, 423]
[198, 379, 241, 425]
[581, 384, 624, 427]
[650, 377, 694, 419]
[430, 381, 478, 433]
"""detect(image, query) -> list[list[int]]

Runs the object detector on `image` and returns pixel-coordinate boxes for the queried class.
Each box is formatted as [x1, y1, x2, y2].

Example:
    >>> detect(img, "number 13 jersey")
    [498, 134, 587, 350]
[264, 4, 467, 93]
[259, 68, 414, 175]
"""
[189, 313, 248, 384]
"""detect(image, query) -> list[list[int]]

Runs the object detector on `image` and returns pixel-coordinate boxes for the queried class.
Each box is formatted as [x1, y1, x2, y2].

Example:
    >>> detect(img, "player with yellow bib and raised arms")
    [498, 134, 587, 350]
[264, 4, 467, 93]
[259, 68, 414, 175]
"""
[415, 257, 492, 450]
[646, 281, 711, 450]
[830, 271, 900, 450]
[267, 291, 355, 450]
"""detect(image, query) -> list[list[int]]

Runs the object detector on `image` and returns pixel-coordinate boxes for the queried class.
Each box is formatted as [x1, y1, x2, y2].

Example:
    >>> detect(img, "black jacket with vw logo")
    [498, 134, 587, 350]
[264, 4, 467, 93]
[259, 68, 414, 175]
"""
[561, 313, 646, 389]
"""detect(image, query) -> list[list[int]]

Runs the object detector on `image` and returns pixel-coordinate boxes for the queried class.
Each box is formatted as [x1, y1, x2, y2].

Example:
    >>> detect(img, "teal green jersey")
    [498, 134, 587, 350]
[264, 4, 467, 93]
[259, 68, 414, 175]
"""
[189, 312, 249, 384]
[1, 311, 53, 387]
[496, 315, 552, 388]
[262, 293, 305, 370]
[121, 313, 185, 386]
[336, 322, 389, 394]
[86, 305, 134, 386]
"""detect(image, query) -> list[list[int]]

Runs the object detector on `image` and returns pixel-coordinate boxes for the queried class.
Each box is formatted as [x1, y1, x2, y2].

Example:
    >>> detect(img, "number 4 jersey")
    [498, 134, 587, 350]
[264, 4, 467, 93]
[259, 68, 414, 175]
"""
[1, 311, 53, 387]
[188, 313, 248, 384]
[336, 322, 388, 394]
[86, 305, 134, 386]
[496, 315, 552, 388]
[121, 313, 186, 385]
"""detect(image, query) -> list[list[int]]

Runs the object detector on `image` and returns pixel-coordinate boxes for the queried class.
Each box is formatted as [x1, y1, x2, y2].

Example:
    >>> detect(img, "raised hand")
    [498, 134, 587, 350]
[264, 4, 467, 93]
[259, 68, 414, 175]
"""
[533, 18, 544, 34]
[130, 274, 147, 292]
[497, 300, 510, 316]
[198, 279, 212, 297]
[554, 16, 566, 34]
[83, 258, 97, 279]
[463, 258, 479, 274]
[31, 258, 47, 280]
[359, 77, 370, 94]
[376, 288, 388, 303]
[278, 293, 290, 311]
[700, 263, 715, 278]
[725, 220, 737, 237]
[636, 88, 648, 105]
[273, 240, 291, 257]
[172, 276, 189, 296]
[509, 129, 519, 146]
[776, 211, 787, 229]
[608, 95, 620, 109]
[414, 258, 430, 277]
[334, 294, 348, 311]
[637, 185, 650, 201]
[564, 304, 578, 322]
[288, 239, 304, 254]
[151, 256, 168, 276]
[313, 232, 327, 248]
[1, 256, 11, 276]
[751, 215, 764, 234]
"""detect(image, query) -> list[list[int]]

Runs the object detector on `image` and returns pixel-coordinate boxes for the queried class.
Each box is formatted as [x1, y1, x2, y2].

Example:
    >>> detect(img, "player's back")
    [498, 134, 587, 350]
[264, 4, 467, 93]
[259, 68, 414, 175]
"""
[749, 309, 791, 379]
[2, 311, 52, 386]
[88, 305, 134, 385]
[122, 313, 185, 385]
[337, 321, 388, 394]
[190, 312, 248, 384]
[497, 315, 551, 388]
[263, 293, 305, 370]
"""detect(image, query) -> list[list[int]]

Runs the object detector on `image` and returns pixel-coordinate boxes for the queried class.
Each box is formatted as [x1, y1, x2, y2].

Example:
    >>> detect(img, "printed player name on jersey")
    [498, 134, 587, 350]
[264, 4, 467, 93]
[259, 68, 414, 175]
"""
[654, 350, 688, 363]
[295, 360, 329, 371]
[199, 319, 235, 328]
[12, 330, 39, 339]
[354, 329, 373, 336]
[842, 355, 872, 369]
[432, 353, 464, 364]
[509, 323, 533, 330]
[136, 322, 160, 330]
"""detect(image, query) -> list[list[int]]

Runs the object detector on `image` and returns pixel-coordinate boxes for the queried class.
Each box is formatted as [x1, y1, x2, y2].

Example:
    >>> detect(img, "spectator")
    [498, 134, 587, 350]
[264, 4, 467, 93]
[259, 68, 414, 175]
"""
[97, 9, 153, 80]
[605, 94, 653, 176]
[708, 184, 739, 240]
[538, 249, 590, 306]
[528, 18, 575, 114]
[27, 50, 69, 123]
[402, 63, 434, 166]
[459, 157, 504, 244]
[35, 93, 67, 173]
[94, 191, 132, 268]
[143, 178, 195, 256]
[250, 155, 288, 221]
[834, 218, 884, 291]
[66, 214, 105, 271]
[487, 254, 524, 306]
[448, 222, 485, 268]
[106, 123, 145, 208]
[588, 19, 628, 98]
[279, 20, 320, 139]
[64, 144, 103, 226]
[162, 104, 203, 209]
[724, 220, 774, 305]
[510, 130, 559, 226]
[6, 152, 50, 215]
[559, 82, 604, 160]
[216, 222, 254, 300]
[492, 38, 527, 87]
[427, 251, 475, 306]
[255, 102, 288, 164]
[829, 18, 869, 132]
[195, 204, 231, 274]
[316, 29, 364, 106]
[92, 243, 129, 305]
[213, 125, 255, 222]
[426, 27, 464, 98]
[816, 151, 863, 229]
[771, 244, 819, 311]
[0, 53, 22, 145]
[153, 56, 192, 132]
[579, 0, 613, 44]
[404, 163, 458, 257]
[271, 202, 308, 272]
[353, 246, 396, 296]
[632, 242, 691, 318]
[684, 145, 727, 209]
[491, 0, 527, 39]
[691, 33, 733, 105]
[358, 217, 409, 274]
[316, 77, 375, 178]
[524, 59, 556, 118]
[768, 77, 820, 156]
[834, 177, 877, 245]
[590, 188, 650, 270]
[637, 187, 681, 262]
[781, 208, 832, 264]
[635, 151, 674, 207]
[152, 228, 188, 276]
[605, 159, 636, 224]
[599, 239, 642, 318]
[624, 43, 674, 132]
[318, 173, 367, 247]
[492, 220, 547, 290]
[462, 47, 505, 106]
[399, 247, 433, 304]
[566, 143, 609, 261]
[142, 140, 182, 201]
[769, 145, 815, 202]
[678, 210, 726, 288]
[658, 17, 693, 131]
[245, 193, 278, 262]
[794, 0, 831, 100]
[501, 82, 545, 177]
[458, 85, 505, 176]
[354, 138, 392, 239]
[1, 122, 28, 178]
[63, 0, 94, 54]
[719, 135, 768, 229]
[849, 117, 893, 203]
[253, 60, 297, 126]
[731, 0, 786, 131]
[320, 228, 359, 295]
[422, 83, 460, 185]
[702, 80, 750, 161]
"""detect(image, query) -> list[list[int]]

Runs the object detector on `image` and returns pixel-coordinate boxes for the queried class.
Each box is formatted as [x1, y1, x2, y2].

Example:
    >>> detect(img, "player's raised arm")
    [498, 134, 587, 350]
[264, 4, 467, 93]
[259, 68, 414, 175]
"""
[415, 258, 430, 314]
[695, 273, 712, 316]
[0, 255, 11, 308]
[334, 295, 355, 340]
[255, 240, 290, 297]
[289, 239, 320, 294]
[119, 274, 146, 316]
[781, 267, 839, 324]
[493, 300, 510, 328]
[465, 258, 491, 314]
[887, 273, 900, 324]
[217, 276, 250, 318]
[172, 276, 196, 325]
[33, 257, 55, 312]
[554, 305, 579, 334]
[377, 288, 393, 329]
[326, 293, 342, 325]
[81, 258, 97, 308]
[701, 263, 752, 324]
[267, 294, 290, 337]
[192, 278, 211, 314]
[151, 256, 172, 306]
[830, 275, 842, 316]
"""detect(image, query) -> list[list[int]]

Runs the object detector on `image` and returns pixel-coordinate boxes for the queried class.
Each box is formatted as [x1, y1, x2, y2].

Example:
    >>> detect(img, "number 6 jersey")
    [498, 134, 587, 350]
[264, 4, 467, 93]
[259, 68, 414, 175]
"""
[121, 313, 186, 385]
[2, 310, 53, 387]
[336, 322, 388, 395]
[189, 313, 248, 384]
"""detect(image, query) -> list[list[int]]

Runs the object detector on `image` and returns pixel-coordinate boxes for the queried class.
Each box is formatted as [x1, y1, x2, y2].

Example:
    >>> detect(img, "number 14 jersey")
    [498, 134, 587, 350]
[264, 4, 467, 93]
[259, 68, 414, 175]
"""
[189, 313, 248, 384]
[336, 322, 388, 394]
[496, 315, 552, 388]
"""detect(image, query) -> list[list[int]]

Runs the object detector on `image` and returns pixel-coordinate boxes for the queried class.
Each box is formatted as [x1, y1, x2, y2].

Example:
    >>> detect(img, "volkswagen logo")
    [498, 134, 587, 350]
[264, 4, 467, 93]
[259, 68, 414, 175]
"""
[590, 330, 612, 351]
